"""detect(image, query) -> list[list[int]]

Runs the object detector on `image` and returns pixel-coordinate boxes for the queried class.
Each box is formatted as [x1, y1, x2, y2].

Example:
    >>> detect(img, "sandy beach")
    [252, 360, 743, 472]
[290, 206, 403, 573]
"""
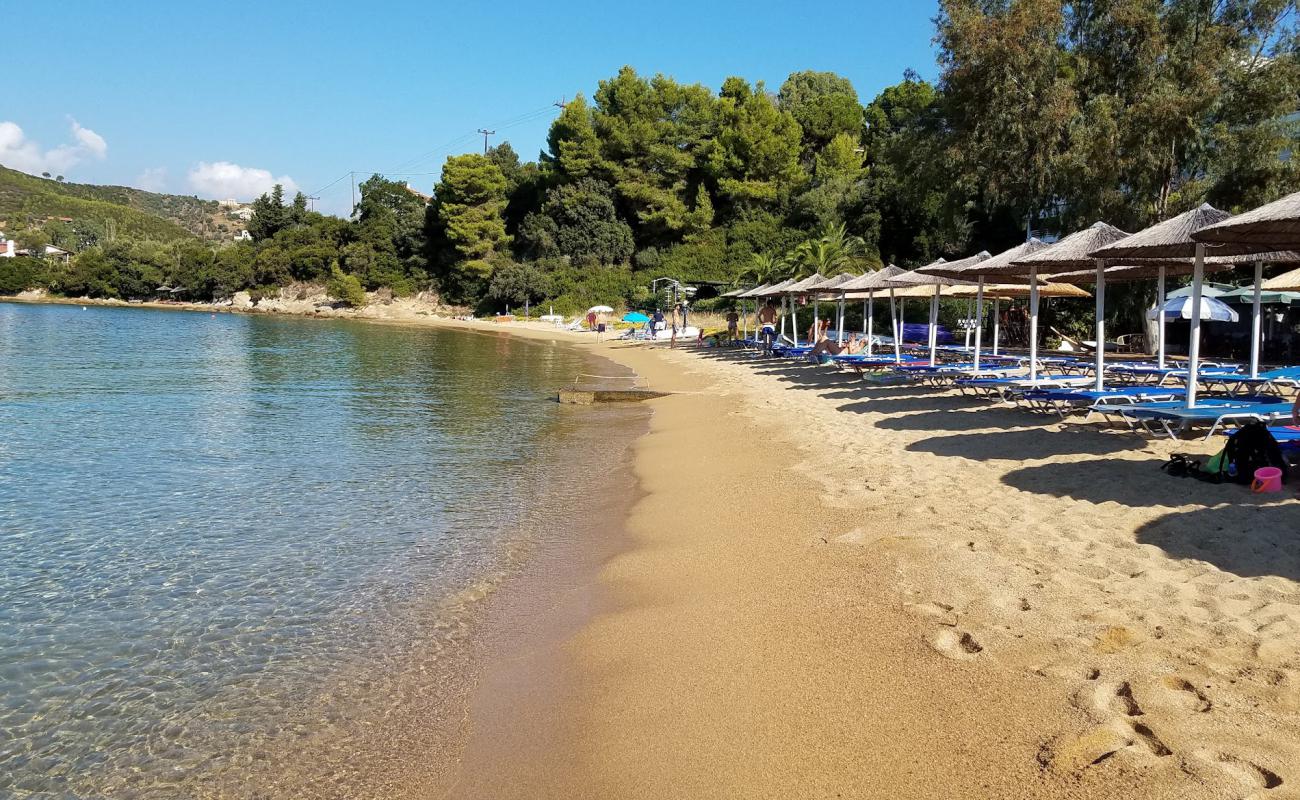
[7, 298, 1299, 797]
[440, 323, 1300, 799]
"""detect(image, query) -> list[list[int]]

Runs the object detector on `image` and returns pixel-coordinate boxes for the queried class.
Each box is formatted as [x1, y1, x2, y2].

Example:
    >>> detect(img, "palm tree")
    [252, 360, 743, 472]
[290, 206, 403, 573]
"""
[789, 223, 871, 278]
[738, 251, 786, 286]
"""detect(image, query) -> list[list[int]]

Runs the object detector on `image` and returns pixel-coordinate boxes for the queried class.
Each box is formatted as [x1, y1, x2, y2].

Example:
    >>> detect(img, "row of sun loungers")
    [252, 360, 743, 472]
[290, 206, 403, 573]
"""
[736, 336, 1300, 441]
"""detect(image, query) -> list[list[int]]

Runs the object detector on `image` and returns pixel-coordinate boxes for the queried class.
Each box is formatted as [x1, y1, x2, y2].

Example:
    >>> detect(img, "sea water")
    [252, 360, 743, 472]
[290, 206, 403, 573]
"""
[0, 303, 640, 797]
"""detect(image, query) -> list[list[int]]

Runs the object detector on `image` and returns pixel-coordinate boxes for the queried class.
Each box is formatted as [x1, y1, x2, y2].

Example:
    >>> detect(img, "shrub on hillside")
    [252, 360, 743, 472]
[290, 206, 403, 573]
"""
[327, 265, 367, 308]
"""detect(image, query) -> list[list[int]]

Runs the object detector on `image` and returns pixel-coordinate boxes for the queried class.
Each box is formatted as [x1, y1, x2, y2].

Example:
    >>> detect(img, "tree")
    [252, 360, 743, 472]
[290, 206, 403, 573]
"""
[788, 224, 872, 278]
[327, 263, 367, 307]
[518, 178, 634, 266]
[544, 94, 603, 179]
[487, 261, 553, 315]
[428, 153, 512, 297]
[777, 71, 863, 162]
[706, 77, 806, 218]
[248, 184, 290, 241]
[591, 67, 720, 247]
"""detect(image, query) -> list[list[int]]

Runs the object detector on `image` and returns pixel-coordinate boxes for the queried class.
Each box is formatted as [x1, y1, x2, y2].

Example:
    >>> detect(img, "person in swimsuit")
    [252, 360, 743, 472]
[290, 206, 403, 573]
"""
[757, 301, 779, 354]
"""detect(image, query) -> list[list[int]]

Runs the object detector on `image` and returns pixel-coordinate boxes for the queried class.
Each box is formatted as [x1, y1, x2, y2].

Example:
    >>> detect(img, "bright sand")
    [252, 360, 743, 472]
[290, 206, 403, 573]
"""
[441, 323, 1300, 799]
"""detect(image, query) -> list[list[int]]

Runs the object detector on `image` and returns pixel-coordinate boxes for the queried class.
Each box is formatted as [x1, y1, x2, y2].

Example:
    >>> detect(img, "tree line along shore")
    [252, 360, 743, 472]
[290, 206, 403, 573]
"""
[1, 1, 1296, 334]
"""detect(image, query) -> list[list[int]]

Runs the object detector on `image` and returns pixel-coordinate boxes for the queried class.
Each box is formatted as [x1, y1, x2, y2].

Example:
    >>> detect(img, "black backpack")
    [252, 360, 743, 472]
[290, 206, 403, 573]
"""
[1223, 422, 1289, 485]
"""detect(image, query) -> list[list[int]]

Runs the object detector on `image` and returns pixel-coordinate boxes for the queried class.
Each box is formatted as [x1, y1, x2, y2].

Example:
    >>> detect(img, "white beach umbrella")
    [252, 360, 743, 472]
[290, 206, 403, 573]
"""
[1146, 295, 1240, 323]
[587, 305, 615, 314]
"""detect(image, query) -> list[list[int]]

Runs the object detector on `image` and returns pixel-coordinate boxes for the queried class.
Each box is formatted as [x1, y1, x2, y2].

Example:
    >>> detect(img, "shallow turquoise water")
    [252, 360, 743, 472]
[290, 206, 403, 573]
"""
[0, 303, 625, 797]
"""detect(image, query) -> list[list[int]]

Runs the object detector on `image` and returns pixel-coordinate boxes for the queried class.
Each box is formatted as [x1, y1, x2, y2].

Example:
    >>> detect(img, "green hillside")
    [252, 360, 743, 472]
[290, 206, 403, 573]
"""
[0, 165, 214, 243]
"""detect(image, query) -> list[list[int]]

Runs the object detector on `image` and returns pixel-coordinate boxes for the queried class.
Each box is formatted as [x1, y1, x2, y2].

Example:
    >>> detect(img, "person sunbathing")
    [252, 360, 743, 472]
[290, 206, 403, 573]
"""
[810, 335, 864, 361]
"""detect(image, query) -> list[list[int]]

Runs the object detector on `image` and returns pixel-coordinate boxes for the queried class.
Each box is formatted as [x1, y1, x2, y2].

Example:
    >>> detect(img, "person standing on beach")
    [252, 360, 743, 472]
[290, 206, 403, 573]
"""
[725, 309, 739, 345]
[586, 310, 597, 331]
[758, 301, 779, 354]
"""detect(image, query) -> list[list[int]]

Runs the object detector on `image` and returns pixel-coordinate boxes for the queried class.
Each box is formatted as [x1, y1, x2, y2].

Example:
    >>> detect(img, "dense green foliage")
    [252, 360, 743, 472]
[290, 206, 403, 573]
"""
[4, 0, 1296, 325]
[0, 165, 201, 245]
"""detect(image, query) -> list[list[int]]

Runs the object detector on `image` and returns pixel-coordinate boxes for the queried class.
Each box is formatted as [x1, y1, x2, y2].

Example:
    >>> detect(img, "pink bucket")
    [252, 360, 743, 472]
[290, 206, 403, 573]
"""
[1251, 466, 1283, 494]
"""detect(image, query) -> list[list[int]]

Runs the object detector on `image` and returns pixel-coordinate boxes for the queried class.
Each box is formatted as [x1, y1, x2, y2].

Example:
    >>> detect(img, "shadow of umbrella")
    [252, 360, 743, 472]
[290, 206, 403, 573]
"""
[1135, 502, 1300, 581]
[1000, 457, 1257, 508]
[908, 428, 1138, 461]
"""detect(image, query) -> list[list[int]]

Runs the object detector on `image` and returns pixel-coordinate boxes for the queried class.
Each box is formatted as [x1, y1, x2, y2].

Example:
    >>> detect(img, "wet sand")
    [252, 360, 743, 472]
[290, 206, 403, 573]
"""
[443, 328, 1300, 799]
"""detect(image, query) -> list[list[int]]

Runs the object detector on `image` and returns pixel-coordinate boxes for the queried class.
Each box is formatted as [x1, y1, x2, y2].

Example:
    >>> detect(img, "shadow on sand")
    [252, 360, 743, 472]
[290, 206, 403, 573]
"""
[1135, 502, 1300, 581]
[908, 428, 1137, 461]
[999, 457, 1257, 508]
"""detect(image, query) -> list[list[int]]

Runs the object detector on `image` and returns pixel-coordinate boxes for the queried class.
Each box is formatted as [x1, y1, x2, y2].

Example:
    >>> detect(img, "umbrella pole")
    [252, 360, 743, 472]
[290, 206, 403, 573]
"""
[1094, 258, 1105, 392]
[1186, 244, 1205, 408]
[973, 277, 985, 372]
[890, 288, 901, 363]
[1157, 266, 1166, 369]
[790, 295, 799, 347]
[992, 298, 1000, 355]
[837, 294, 845, 345]
[865, 294, 873, 356]
[1029, 267, 1040, 383]
[963, 299, 973, 350]
[814, 297, 820, 339]
[929, 285, 939, 366]
[1251, 261, 1263, 379]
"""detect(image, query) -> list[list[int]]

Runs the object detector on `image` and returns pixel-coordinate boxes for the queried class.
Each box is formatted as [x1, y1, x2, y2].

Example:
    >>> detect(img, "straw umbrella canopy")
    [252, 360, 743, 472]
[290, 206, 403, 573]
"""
[841, 265, 907, 360]
[887, 262, 981, 366]
[1192, 189, 1300, 254]
[1263, 266, 1300, 292]
[917, 243, 1051, 369]
[1006, 222, 1135, 386]
[809, 272, 862, 343]
[779, 273, 826, 345]
[1090, 204, 1300, 395]
[944, 282, 1090, 299]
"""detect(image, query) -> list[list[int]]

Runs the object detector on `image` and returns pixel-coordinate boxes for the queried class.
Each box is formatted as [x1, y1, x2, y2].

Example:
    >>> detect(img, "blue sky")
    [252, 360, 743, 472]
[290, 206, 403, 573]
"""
[4, 0, 940, 215]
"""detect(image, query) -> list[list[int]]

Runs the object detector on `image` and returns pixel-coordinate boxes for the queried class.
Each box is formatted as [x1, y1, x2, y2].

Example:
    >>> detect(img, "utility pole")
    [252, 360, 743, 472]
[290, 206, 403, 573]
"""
[554, 97, 567, 110]
[350, 172, 357, 219]
[307, 195, 320, 212]
[477, 129, 496, 154]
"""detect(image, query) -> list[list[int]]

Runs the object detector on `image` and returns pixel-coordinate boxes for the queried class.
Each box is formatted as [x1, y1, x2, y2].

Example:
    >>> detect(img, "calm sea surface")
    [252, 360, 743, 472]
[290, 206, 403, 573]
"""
[0, 303, 639, 798]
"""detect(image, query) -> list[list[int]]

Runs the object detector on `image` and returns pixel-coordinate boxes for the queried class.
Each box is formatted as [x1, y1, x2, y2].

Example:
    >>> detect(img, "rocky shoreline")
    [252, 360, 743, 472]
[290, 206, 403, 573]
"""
[2, 286, 472, 324]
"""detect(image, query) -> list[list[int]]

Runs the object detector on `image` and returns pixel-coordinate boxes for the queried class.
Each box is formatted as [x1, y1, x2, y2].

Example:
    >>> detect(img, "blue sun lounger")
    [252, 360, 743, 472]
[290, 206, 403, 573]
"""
[1107, 396, 1291, 439]
[1023, 386, 1186, 419]
[1200, 366, 1300, 396]
[954, 374, 1092, 402]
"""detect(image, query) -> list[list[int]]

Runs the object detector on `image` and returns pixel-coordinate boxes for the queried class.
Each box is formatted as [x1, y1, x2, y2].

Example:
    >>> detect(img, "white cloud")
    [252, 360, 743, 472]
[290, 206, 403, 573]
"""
[0, 118, 108, 176]
[187, 161, 297, 201]
[70, 119, 107, 158]
[135, 167, 168, 192]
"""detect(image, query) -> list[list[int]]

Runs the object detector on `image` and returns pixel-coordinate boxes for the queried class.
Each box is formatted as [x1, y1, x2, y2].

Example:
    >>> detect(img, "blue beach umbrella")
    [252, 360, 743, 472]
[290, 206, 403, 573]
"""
[622, 311, 651, 323]
[1147, 295, 1240, 323]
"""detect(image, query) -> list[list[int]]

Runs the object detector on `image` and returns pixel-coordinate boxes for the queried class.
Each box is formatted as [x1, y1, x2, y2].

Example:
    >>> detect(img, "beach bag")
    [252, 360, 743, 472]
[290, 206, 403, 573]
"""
[1161, 454, 1198, 478]
[1191, 449, 1227, 483]
[1224, 422, 1288, 486]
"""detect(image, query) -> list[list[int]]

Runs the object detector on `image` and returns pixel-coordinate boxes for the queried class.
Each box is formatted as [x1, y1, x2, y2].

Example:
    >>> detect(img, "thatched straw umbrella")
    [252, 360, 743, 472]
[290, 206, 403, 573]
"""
[918, 241, 1051, 369]
[986, 222, 1132, 386]
[1263, 266, 1300, 292]
[808, 272, 860, 343]
[887, 261, 981, 366]
[732, 283, 774, 340]
[842, 265, 907, 359]
[1192, 190, 1300, 254]
[1091, 204, 1300, 402]
[782, 273, 827, 346]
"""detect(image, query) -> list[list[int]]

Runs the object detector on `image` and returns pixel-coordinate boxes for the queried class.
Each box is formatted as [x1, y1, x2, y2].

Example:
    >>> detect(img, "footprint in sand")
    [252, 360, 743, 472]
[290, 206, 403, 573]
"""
[1044, 718, 1171, 773]
[1072, 679, 1143, 721]
[930, 628, 983, 660]
[1187, 750, 1284, 793]
[1161, 676, 1213, 713]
